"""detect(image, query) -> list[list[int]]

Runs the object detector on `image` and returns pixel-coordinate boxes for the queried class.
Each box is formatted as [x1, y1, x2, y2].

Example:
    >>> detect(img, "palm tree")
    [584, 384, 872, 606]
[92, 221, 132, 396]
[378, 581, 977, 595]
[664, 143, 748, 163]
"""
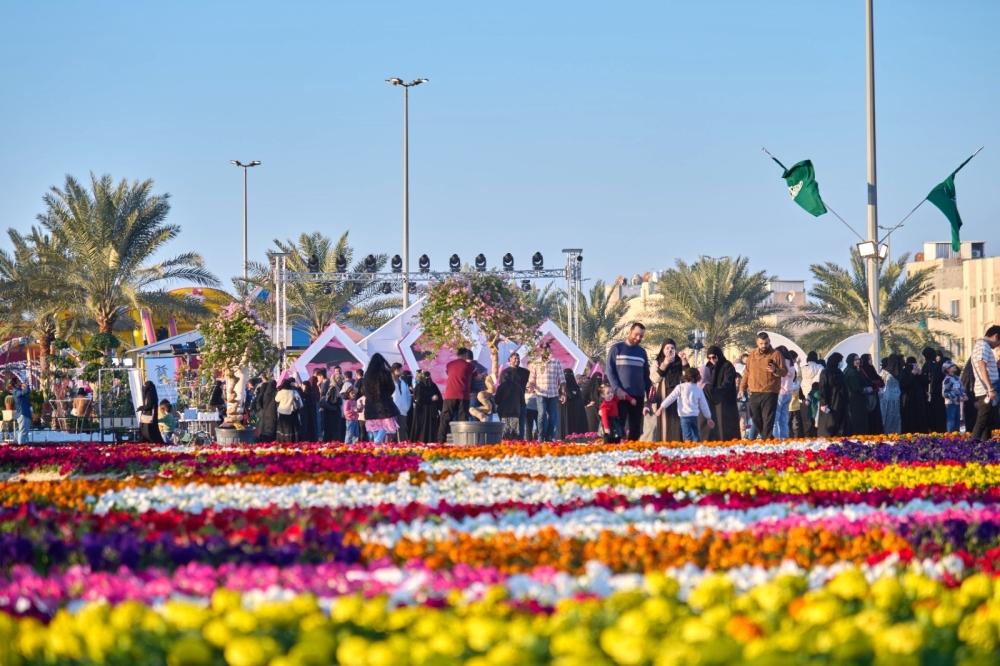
[572, 280, 631, 360]
[649, 255, 782, 351]
[38, 174, 219, 336]
[522, 282, 566, 325]
[257, 231, 401, 341]
[787, 248, 954, 357]
[0, 227, 85, 378]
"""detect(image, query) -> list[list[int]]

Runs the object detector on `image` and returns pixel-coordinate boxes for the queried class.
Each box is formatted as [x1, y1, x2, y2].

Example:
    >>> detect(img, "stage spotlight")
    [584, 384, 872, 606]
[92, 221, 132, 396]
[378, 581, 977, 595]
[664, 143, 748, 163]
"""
[381, 282, 392, 295]
[577, 255, 583, 263]
[502, 253, 514, 270]
[418, 254, 430, 273]
[474, 254, 487, 271]
[306, 254, 320, 273]
[521, 279, 531, 292]
[322, 283, 332, 295]
[391, 255, 403, 272]
[532, 252, 544, 270]
[449, 254, 461, 272]
[335, 254, 347, 272]
[364, 254, 377, 272]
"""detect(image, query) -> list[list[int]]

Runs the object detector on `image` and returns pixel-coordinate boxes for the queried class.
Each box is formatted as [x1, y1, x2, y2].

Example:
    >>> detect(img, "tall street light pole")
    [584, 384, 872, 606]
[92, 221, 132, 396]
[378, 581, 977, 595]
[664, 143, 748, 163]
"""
[230, 160, 261, 282]
[865, 0, 881, 362]
[385, 78, 428, 309]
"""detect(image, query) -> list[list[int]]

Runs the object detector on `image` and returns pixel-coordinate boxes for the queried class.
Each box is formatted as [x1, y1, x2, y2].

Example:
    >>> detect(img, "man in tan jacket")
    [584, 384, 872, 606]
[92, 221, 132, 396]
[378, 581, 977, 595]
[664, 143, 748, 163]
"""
[738, 331, 788, 439]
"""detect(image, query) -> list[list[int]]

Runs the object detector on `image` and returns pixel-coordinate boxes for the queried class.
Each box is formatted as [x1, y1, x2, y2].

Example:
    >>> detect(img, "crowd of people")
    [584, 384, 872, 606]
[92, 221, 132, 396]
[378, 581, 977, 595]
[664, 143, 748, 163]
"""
[146, 323, 1000, 446]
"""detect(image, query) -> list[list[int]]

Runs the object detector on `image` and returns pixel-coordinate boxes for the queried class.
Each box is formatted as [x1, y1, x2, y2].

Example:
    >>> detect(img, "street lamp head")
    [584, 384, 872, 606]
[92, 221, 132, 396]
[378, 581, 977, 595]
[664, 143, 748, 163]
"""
[386, 78, 403, 86]
[249, 160, 261, 167]
[230, 160, 240, 166]
[408, 78, 428, 86]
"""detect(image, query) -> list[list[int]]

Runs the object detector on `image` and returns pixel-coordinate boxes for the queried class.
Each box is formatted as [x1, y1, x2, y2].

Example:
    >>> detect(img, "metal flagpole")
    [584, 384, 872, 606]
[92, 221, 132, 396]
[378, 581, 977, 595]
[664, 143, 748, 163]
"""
[865, 0, 881, 361]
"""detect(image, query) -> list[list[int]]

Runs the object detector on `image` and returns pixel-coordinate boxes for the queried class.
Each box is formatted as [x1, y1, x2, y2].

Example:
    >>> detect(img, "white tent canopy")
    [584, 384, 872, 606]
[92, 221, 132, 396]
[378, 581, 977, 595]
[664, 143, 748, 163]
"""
[130, 330, 202, 356]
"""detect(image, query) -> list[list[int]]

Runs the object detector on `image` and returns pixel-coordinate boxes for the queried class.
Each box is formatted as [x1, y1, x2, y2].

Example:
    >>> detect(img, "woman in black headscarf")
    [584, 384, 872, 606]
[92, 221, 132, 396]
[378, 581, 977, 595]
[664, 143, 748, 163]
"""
[138, 380, 164, 444]
[703, 345, 740, 441]
[818, 352, 850, 437]
[275, 377, 302, 443]
[298, 379, 318, 442]
[843, 353, 872, 435]
[363, 353, 401, 443]
[922, 347, 946, 433]
[880, 354, 903, 435]
[900, 356, 928, 434]
[654, 339, 688, 442]
[859, 353, 884, 434]
[584, 371, 605, 434]
[255, 377, 278, 443]
[557, 370, 589, 438]
[318, 379, 343, 443]
[410, 371, 442, 443]
[208, 380, 226, 421]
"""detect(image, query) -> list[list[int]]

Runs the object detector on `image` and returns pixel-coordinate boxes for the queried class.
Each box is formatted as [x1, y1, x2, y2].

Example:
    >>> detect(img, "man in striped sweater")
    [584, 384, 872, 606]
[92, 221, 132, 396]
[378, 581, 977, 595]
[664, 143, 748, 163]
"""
[606, 322, 653, 441]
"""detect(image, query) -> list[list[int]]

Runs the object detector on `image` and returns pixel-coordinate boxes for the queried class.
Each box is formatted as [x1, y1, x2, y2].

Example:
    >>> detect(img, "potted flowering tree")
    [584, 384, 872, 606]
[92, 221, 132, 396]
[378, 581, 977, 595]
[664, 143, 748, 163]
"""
[198, 301, 279, 443]
[416, 273, 541, 444]
[416, 273, 541, 379]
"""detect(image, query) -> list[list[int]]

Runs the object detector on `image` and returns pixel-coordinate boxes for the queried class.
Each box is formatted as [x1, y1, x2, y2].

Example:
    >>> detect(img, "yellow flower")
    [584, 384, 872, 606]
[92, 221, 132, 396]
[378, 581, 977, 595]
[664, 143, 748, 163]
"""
[167, 637, 215, 666]
[870, 576, 906, 613]
[335, 636, 369, 666]
[224, 636, 281, 666]
[827, 568, 868, 601]
[688, 573, 734, 611]
[212, 589, 244, 613]
[599, 628, 648, 666]
[162, 600, 212, 631]
[876, 622, 925, 656]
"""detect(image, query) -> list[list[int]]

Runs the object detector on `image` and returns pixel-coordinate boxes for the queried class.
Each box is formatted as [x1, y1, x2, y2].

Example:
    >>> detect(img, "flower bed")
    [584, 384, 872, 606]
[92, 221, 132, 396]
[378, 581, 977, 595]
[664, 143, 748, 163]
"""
[3, 435, 1000, 664]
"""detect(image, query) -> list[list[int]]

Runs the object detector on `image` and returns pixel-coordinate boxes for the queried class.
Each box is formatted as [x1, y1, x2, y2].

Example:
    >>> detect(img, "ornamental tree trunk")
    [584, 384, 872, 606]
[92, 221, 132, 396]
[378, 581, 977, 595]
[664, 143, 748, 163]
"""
[224, 368, 241, 425]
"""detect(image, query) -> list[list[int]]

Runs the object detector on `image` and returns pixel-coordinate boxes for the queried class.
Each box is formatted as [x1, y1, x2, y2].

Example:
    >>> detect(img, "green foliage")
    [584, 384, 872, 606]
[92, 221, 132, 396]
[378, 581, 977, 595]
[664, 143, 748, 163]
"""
[787, 248, 956, 357]
[85, 333, 121, 352]
[573, 279, 632, 361]
[649, 256, 782, 351]
[46, 355, 78, 370]
[416, 273, 542, 377]
[37, 173, 220, 334]
[239, 231, 401, 341]
[50, 338, 70, 351]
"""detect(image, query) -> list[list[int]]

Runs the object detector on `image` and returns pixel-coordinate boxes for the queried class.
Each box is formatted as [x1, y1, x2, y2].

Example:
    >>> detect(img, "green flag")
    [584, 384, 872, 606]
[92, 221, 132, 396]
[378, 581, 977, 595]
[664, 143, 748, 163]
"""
[926, 152, 977, 252]
[772, 157, 827, 217]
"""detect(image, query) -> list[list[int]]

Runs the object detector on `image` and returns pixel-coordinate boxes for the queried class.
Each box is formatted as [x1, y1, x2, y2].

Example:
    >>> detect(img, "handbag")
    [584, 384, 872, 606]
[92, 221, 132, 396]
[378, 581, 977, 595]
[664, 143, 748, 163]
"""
[139, 413, 154, 424]
[866, 394, 878, 412]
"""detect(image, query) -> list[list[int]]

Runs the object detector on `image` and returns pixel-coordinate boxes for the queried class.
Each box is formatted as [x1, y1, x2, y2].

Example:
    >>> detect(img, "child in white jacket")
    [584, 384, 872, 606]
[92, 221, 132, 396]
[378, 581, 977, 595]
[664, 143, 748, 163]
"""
[657, 367, 714, 442]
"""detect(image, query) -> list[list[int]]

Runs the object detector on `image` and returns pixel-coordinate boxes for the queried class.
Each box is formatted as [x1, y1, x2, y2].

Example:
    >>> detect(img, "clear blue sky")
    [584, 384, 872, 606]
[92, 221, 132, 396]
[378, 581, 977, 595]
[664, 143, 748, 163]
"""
[1, 0, 997, 293]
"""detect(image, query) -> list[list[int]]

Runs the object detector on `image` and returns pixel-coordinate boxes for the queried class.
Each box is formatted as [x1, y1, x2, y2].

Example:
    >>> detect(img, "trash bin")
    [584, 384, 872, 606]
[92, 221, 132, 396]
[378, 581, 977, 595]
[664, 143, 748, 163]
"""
[449, 421, 504, 445]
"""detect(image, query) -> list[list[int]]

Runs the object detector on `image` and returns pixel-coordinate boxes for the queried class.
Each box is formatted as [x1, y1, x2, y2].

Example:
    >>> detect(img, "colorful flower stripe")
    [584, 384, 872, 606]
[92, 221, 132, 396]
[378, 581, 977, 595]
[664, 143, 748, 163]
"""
[359, 523, 913, 574]
[0, 446, 421, 477]
[6, 435, 1000, 664]
[575, 461, 1000, 494]
[10, 566, 1000, 664]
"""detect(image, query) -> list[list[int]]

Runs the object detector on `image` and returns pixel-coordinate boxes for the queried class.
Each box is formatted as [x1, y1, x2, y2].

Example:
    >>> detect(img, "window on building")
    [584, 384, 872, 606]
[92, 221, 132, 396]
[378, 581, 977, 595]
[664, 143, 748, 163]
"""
[935, 243, 952, 259]
[951, 300, 960, 317]
[971, 297, 977, 309]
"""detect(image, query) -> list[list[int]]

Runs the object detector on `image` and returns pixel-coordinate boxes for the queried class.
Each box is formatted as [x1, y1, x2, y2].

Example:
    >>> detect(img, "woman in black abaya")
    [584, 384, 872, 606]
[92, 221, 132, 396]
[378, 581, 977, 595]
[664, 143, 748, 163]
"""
[256, 378, 278, 443]
[410, 372, 442, 443]
[557, 370, 589, 439]
[843, 354, 872, 436]
[138, 380, 164, 444]
[818, 352, 850, 437]
[704, 346, 741, 441]
[584, 371, 604, 434]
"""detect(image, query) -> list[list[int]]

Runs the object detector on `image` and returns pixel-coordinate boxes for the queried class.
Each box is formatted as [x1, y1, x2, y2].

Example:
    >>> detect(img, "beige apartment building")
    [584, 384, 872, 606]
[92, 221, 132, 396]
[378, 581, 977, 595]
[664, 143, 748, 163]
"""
[906, 240, 999, 361]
